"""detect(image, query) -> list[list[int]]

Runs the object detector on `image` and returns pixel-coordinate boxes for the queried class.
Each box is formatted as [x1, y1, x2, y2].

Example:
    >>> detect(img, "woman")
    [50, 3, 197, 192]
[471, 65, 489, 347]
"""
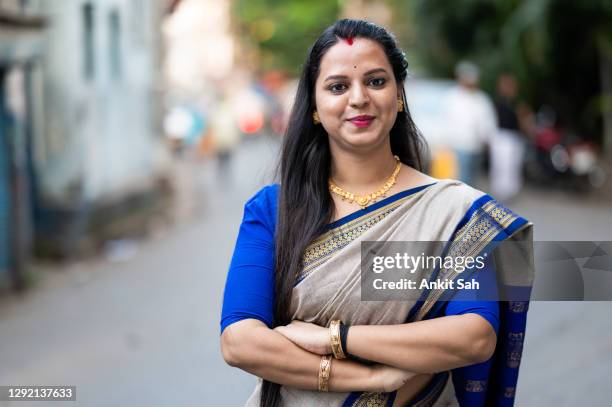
[220, 19, 533, 407]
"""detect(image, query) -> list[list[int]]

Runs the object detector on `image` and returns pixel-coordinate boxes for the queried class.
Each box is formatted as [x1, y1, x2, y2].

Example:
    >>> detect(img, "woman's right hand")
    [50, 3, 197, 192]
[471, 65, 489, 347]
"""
[370, 364, 418, 393]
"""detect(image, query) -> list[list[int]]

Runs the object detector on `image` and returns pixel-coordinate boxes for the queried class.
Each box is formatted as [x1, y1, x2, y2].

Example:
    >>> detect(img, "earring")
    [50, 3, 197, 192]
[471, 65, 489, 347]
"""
[313, 111, 321, 125]
[397, 99, 404, 112]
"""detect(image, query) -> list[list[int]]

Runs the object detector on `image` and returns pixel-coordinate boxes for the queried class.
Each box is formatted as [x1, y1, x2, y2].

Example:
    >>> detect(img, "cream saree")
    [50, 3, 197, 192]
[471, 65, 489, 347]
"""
[246, 179, 533, 406]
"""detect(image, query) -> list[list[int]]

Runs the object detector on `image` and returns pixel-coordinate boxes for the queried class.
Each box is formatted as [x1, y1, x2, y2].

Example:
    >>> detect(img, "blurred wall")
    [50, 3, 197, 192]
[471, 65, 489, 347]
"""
[39, 0, 168, 204]
[0, 0, 172, 289]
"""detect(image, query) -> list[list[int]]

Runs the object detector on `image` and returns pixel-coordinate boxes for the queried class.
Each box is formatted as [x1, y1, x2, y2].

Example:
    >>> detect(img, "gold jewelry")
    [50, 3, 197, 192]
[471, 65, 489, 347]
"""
[398, 98, 404, 112]
[318, 354, 332, 392]
[329, 320, 346, 359]
[329, 155, 401, 209]
[313, 111, 321, 125]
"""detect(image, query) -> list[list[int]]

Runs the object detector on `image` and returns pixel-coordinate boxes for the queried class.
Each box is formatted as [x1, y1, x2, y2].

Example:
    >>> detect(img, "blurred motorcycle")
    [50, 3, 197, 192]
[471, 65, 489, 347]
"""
[525, 107, 606, 191]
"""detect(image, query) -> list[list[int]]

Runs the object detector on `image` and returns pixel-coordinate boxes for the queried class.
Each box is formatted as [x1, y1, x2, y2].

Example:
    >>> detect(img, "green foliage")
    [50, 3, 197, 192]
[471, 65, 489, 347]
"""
[233, 0, 340, 74]
[407, 0, 612, 141]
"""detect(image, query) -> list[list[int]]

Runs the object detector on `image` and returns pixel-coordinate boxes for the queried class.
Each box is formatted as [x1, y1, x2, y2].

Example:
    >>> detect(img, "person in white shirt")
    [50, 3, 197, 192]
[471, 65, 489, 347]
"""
[445, 61, 497, 186]
[489, 73, 526, 201]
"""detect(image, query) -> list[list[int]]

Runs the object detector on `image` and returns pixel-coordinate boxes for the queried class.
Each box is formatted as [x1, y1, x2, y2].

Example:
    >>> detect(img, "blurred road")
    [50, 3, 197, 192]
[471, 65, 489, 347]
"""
[1, 135, 611, 406]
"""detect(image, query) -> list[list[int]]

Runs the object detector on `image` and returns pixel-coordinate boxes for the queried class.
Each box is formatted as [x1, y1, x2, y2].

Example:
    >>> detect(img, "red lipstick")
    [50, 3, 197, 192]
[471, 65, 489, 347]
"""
[348, 115, 375, 128]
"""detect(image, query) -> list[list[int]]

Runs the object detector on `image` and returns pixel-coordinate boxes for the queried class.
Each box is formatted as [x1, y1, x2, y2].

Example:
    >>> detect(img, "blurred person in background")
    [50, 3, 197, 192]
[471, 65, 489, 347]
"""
[209, 92, 241, 183]
[445, 61, 497, 186]
[220, 19, 533, 407]
[489, 73, 526, 202]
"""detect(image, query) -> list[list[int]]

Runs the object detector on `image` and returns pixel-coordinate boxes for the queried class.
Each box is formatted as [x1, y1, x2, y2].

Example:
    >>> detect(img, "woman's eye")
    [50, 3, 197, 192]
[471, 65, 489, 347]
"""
[329, 83, 347, 93]
[368, 77, 386, 87]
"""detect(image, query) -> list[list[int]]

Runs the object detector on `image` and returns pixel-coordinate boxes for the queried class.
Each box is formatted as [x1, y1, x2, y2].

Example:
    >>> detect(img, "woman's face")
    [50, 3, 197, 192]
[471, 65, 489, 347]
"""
[314, 37, 400, 152]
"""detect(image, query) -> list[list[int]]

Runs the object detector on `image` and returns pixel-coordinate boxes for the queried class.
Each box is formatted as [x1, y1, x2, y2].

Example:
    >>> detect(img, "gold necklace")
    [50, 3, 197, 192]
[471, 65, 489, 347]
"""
[329, 156, 401, 209]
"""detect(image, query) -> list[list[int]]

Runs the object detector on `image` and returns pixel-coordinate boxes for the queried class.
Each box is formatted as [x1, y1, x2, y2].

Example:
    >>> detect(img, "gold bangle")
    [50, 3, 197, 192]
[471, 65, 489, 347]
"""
[329, 320, 346, 359]
[318, 355, 332, 392]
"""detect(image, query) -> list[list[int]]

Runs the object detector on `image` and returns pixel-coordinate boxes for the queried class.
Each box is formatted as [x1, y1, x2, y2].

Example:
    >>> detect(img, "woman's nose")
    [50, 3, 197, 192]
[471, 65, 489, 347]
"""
[348, 84, 369, 108]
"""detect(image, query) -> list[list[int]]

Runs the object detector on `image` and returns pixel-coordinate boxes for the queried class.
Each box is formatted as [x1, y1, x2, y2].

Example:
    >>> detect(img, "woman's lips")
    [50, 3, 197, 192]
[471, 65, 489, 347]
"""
[348, 115, 375, 128]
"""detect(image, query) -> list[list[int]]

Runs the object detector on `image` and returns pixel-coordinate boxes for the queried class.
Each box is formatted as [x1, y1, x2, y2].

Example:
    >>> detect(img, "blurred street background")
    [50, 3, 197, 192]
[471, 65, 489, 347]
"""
[1, 0, 611, 406]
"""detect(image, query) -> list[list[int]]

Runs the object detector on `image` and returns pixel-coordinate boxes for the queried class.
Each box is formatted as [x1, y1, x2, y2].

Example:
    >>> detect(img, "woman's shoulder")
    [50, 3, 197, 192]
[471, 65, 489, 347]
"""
[426, 178, 530, 226]
[425, 178, 489, 211]
[400, 167, 483, 206]
[243, 184, 280, 228]
[245, 183, 280, 207]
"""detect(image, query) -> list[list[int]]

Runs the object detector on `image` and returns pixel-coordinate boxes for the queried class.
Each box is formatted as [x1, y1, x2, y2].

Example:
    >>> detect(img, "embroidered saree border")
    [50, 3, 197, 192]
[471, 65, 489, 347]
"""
[414, 198, 520, 321]
[349, 391, 391, 407]
[346, 371, 448, 407]
[298, 194, 412, 284]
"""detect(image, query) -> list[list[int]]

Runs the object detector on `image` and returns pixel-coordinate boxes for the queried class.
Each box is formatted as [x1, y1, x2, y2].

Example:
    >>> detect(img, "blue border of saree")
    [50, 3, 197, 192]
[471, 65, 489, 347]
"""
[343, 193, 532, 407]
[406, 194, 529, 323]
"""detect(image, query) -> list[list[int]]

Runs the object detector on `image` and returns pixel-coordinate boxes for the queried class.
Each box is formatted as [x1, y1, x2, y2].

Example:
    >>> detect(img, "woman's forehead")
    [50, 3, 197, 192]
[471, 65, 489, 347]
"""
[318, 38, 391, 76]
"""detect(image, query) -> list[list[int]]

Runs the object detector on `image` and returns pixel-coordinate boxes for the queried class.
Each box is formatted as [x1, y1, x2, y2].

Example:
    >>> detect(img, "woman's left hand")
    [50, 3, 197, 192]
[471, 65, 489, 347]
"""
[274, 321, 331, 355]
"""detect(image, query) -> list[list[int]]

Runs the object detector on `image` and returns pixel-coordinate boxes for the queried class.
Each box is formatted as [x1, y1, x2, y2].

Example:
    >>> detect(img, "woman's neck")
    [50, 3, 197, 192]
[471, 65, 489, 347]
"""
[329, 145, 398, 193]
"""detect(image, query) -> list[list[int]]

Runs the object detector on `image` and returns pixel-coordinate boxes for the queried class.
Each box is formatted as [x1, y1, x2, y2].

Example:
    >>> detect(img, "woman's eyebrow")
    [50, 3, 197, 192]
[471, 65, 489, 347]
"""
[324, 74, 348, 82]
[324, 68, 388, 82]
[363, 68, 387, 76]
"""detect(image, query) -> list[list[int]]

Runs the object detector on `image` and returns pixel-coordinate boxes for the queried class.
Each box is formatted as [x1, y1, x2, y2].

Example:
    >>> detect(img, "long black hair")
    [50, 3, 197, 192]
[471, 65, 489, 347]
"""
[261, 19, 426, 406]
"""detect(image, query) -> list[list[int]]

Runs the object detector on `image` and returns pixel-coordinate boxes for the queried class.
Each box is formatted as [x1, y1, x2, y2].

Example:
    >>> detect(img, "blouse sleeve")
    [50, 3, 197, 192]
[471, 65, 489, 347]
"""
[220, 185, 278, 334]
[443, 254, 500, 334]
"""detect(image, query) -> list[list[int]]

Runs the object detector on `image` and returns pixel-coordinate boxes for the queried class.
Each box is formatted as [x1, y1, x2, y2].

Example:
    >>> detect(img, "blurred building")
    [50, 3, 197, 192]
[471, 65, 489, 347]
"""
[164, 0, 235, 92]
[1, 0, 172, 290]
[0, 0, 46, 289]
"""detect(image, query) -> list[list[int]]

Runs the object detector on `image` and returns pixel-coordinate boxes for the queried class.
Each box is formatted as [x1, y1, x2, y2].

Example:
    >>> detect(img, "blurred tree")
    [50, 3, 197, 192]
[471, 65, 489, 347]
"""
[233, 0, 340, 74]
[408, 0, 612, 146]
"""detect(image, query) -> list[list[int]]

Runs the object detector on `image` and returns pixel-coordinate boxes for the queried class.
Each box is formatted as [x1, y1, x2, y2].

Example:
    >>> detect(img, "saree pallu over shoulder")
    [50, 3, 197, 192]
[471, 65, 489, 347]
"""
[245, 179, 533, 407]
[403, 187, 533, 407]
[408, 193, 533, 323]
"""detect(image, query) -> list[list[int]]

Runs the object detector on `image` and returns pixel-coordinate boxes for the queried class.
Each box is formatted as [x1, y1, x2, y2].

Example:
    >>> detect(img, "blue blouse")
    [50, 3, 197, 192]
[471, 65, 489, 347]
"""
[220, 184, 500, 405]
